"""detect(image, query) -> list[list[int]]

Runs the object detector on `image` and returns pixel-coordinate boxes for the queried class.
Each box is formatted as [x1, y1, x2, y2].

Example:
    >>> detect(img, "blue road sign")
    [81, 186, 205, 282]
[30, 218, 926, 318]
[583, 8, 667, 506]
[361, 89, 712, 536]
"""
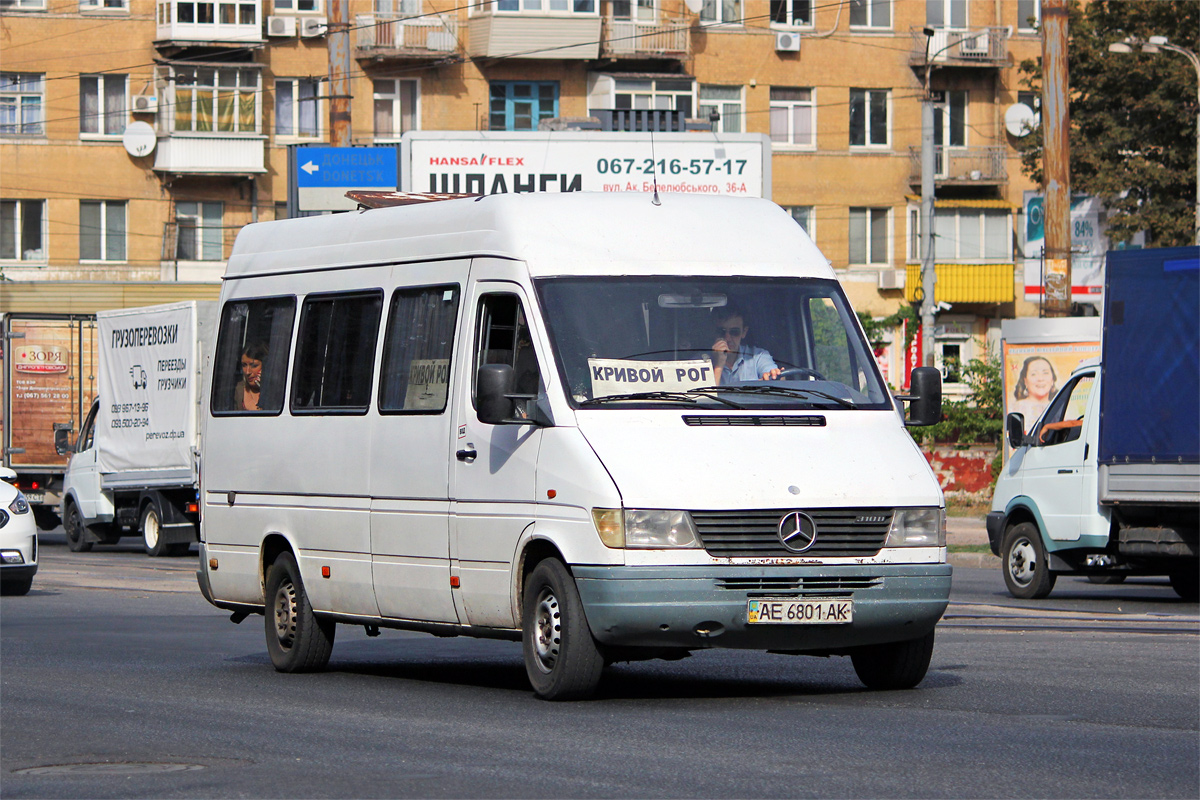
[296, 147, 397, 189]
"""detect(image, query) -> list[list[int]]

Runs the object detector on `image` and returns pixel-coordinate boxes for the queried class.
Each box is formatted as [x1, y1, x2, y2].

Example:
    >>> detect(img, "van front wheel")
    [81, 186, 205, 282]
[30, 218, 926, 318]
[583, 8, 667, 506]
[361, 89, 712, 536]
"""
[1002, 522, 1056, 599]
[850, 630, 936, 690]
[264, 552, 335, 672]
[522, 558, 603, 700]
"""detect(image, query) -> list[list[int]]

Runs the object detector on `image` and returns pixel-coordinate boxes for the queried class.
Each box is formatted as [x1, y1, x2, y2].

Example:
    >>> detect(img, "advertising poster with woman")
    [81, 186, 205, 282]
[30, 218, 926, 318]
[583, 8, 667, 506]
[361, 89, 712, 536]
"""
[1002, 341, 1100, 434]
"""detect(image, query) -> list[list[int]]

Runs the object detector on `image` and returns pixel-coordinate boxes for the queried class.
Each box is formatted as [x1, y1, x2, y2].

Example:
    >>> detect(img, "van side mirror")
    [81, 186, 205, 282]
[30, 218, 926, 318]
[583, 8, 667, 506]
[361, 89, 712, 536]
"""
[54, 423, 74, 456]
[1006, 413, 1027, 450]
[477, 364, 516, 425]
[903, 367, 942, 427]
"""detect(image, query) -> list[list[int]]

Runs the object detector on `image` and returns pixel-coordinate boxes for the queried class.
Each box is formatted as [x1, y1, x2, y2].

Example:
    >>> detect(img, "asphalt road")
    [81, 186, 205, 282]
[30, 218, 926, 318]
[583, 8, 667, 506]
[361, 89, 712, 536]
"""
[2, 536, 1197, 799]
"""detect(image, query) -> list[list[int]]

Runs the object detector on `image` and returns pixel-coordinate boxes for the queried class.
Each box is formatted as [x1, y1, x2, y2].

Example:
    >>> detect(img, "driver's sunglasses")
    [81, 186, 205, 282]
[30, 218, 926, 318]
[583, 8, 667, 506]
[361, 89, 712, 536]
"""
[716, 326, 743, 336]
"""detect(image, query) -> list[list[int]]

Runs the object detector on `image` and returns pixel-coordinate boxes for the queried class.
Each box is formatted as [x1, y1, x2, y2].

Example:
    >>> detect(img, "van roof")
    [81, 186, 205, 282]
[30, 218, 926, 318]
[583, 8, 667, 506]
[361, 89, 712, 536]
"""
[225, 192, 832, 280]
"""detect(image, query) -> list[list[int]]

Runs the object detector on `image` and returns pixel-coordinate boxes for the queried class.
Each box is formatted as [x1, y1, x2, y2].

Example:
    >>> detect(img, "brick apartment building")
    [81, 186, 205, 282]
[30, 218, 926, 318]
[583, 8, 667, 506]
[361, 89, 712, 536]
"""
[1, 0, 1049, 390]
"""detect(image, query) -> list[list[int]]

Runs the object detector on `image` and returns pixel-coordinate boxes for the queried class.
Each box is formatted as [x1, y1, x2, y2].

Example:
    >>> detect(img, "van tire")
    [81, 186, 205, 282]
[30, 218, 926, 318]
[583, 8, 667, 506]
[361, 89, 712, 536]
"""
[1002, 522, 1056, 599]
[1169, 569, 1199, 602]
[64, 504, 93, 553]
[522, 558, 603, 700]
[141, 503, 168, 557]
[850, 629, 936, 690]
[264, 552, 335, 672]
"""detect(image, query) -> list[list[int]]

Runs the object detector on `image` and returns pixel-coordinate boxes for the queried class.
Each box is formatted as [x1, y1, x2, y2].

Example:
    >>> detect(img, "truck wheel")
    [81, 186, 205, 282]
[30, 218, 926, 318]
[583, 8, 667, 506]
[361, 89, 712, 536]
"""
[141, 503, 170, 557]
[1169, 570, 1198, 602]
[264, 552, 335, 672]
[64, 504, 93, 553]
[850, 629, 936, 690]
[1002, 522, 1056, 599]
[522, 558, 604, 700]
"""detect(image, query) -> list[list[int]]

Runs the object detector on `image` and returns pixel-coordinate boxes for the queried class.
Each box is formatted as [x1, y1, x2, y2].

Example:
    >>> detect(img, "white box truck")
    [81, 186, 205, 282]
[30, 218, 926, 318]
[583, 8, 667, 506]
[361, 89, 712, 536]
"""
[57, 301, 218, 556]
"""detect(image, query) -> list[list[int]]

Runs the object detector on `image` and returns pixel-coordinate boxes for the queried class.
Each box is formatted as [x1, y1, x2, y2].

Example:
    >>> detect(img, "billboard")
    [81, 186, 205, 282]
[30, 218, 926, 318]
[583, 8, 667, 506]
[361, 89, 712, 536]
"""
[401, 131, 772, 198]
[1022, 192, 1108, 304]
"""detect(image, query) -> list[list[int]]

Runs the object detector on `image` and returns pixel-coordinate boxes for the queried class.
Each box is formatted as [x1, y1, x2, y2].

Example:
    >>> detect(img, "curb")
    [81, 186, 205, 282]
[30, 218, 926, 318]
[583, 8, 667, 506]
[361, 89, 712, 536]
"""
[948, 552, 1001, 569]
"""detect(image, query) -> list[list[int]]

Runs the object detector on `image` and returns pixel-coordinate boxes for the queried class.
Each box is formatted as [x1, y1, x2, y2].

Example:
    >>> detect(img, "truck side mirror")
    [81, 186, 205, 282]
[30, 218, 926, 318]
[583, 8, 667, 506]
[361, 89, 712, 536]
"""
[53, 423, 74, 456]
[1006, 413, 1026, 450]
[904, 367, 943, 427]
[477, 363, 515, 425]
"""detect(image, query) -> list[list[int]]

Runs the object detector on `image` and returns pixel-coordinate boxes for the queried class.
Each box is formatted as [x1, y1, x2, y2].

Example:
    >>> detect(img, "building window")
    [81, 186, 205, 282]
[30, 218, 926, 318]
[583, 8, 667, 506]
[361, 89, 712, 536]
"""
[80, 200, 126, 262]
[909, 205, 920, 261]
[699, 0, 739, 25]
[0, 200, 45, 261]
[934, 89, 966, 147]
[611, 0, 653, 20]
[1017, 0, 1038, 31]
[615, 78, 692, 115]
[849, 0, 889, 28]
[769, 87, 813, 147]
[3, 0, 45, 8]
[175, 201, 223, 261]
[80, 75, 127, 136]
[926, 0, 966, 28]
[0, 74, 44, 136]
[275, 78, 320, 138]
[490, 81, 557, 131]
[849, 207, 888, 265]
[483, 0, 596, 12]
[174, 0, 257, 24]
[849, 88, 888, 147]
[171, 68, 259, 133]
[769, 0, 809, 26]
[786, 206, 814, 239]
[275, 0, 320, 11]
[81, 0, 130, 9]
[934, 208, 1010, 261]
[373, 79, 417, 139]
[698, 85, 741, 133]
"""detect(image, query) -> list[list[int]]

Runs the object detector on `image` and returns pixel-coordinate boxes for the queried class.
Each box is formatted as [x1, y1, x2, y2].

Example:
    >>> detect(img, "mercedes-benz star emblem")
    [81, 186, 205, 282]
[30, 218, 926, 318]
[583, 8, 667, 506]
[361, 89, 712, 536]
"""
[778, 511, 818, 553]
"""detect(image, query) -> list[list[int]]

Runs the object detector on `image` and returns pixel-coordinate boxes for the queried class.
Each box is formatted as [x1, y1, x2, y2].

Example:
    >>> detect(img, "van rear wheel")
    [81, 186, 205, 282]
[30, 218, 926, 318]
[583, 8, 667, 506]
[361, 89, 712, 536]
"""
[522, 558, 603, 700]
[850, 629, 936, 690]
[264, 552, 335, 672]
[1002, 522, 1056, 599]
[141, 503, 168, 557]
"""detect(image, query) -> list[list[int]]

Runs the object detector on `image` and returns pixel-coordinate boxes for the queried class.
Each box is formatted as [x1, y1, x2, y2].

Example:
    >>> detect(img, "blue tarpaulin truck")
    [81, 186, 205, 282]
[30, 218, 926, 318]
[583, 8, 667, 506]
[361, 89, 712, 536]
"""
[988, 246, 1200, 600]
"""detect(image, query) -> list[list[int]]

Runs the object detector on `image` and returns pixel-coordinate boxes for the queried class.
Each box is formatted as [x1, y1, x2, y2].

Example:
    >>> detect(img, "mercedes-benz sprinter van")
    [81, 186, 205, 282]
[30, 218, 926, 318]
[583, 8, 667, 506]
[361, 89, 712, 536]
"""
[197, 192, 949, 699]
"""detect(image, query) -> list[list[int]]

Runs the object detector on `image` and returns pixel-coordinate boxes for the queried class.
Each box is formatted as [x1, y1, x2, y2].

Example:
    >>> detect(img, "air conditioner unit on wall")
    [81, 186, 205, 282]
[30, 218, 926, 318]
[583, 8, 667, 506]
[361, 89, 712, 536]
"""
[267, 15, 296, 37]
[878, 269, 906, 291]
[958, 31, 989, 55]
[300, 16, 327, 37]
[132, 94, 158, 114]
[775, 32, 800, 52]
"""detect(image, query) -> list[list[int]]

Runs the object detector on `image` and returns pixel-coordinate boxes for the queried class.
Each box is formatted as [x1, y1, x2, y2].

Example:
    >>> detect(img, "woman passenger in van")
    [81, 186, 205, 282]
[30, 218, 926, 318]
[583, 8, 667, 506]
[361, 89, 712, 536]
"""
[234, 342, 267, 411]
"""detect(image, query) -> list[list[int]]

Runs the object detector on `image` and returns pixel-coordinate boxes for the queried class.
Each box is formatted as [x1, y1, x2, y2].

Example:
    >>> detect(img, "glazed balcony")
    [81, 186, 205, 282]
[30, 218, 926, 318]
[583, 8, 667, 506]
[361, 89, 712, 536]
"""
[155, 0, 263, 45]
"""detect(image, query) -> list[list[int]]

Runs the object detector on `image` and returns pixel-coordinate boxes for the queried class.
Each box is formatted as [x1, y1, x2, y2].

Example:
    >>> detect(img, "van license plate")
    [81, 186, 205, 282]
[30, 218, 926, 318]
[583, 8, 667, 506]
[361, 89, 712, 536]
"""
[747, 598, 852, 625]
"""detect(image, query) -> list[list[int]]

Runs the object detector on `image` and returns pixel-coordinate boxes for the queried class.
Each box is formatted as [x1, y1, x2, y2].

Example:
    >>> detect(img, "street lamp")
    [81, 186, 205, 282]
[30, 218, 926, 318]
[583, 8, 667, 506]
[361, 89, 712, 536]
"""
[1109, 35, 1200, 245]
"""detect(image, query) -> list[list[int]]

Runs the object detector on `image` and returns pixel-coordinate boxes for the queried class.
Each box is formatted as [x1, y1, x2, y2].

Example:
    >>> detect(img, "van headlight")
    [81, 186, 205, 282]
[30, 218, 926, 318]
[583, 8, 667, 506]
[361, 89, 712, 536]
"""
[8, 492, 29, 515]
[884, 507, 946, 548]
[592, 509, 701, 549]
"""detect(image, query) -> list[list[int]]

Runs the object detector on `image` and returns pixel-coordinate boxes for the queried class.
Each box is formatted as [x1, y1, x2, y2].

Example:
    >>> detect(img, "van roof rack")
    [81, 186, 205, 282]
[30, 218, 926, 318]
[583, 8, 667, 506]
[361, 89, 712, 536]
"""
[345, 190, 480, 209]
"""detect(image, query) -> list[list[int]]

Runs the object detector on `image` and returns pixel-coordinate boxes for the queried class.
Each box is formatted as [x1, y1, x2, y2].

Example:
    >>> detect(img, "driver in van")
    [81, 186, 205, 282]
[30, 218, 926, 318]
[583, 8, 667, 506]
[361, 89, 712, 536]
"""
[235, 342, 267, 411]
[710, 307, 782, 384]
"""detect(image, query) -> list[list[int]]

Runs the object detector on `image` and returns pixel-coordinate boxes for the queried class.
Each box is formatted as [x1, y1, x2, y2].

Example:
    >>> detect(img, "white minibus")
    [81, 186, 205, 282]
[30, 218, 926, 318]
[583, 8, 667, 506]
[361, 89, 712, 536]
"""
[197, 192, 950, 699]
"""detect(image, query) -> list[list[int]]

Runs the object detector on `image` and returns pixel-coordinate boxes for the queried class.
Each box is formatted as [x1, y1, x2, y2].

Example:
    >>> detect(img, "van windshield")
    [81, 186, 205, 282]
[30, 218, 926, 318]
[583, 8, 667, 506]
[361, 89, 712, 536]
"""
[535, 276, 891, 411]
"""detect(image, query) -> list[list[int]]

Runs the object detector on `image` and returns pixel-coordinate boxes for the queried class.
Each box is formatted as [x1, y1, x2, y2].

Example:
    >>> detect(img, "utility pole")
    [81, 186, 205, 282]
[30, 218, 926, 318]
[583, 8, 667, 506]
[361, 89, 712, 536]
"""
[328, 0, 352, 146]
[1041, 0, 1072, 316]
[920, 28, 938, 368]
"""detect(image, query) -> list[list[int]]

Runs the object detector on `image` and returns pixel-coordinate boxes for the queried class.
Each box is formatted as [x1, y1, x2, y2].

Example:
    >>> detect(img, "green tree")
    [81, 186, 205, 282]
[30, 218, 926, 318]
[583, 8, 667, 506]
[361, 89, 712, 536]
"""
[910, 352, 1004, 446]
[1017, 0, 1199, 247]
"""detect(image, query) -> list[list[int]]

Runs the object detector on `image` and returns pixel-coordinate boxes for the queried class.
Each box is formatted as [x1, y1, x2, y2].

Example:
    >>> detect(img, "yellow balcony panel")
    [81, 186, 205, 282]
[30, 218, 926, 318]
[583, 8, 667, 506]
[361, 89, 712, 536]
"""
[905, 263, 1014, 304]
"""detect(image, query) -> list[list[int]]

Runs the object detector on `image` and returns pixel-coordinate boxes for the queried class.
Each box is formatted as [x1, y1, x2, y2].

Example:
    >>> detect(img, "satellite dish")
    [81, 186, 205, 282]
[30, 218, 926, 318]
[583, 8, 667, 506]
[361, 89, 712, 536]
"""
[122, 121, 157, 157]
[1005, 103, 1038, 138]
[684, 0, 703, 13]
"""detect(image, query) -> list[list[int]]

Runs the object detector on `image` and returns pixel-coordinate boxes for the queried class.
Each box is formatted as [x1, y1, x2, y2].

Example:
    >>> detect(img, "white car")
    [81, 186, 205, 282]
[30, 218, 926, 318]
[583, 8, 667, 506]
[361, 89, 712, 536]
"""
[0, 466, 37, 596]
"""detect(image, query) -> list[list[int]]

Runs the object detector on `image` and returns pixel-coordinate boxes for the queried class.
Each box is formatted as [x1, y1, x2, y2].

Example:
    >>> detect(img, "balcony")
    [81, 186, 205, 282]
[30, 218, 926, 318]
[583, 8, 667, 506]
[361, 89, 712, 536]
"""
[354, 13, 461, 60]
[155, 0, 263, 45]
[588, 109, 709, 132]
[153, 135, 266, 174]
[600, 17, 689, 59]
[909, 146, 1006, 187]
[468, 13, 601, 59]
[904, 263, 1015, 304]
[910, 26, 1008, 68]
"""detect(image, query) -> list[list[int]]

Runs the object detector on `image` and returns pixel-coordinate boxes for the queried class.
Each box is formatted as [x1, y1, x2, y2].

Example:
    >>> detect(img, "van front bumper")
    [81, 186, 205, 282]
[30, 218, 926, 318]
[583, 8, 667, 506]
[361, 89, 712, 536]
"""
[573, 563, 952, 651]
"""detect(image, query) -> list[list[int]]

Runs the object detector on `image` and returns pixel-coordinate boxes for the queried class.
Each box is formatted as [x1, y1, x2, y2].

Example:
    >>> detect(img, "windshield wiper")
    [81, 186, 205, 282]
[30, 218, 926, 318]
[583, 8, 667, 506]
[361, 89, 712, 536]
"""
[579, 390, 743, 408]
[690, 384, 857, 409]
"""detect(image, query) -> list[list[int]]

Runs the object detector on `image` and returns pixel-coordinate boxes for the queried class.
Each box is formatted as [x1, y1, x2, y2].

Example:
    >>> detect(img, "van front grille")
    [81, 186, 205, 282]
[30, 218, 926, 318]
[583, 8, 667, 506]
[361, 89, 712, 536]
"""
[692, 508, 894, 558]
[717, 576, 883, 593]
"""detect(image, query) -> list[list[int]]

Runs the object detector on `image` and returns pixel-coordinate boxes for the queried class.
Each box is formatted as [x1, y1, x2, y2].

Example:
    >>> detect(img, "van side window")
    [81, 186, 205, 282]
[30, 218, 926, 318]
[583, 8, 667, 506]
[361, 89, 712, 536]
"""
[291, 291, 383, 414]
[474, 293, 541, 414]
[211, 296, 296, 415]
[1035, 374, 1094, 447]
[379, 285, 460, 413]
